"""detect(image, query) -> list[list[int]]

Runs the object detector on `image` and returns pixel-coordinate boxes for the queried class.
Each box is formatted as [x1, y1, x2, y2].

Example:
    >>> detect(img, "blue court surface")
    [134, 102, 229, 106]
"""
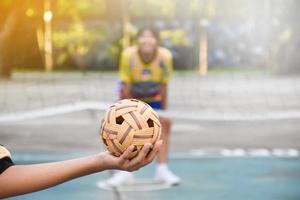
[8, 153, 300, 200]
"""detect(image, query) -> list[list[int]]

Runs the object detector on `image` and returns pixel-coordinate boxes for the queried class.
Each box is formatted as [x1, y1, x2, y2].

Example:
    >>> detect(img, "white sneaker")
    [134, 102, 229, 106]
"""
[106, 171, 135, 187]
[155, 168, 181, 186]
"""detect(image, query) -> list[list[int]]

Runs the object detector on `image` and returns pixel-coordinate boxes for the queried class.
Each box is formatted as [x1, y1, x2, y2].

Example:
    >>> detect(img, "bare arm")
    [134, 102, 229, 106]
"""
[121, 82, 132, 99]
[160, 84, 168, 110]
[0, 141, 162, 198]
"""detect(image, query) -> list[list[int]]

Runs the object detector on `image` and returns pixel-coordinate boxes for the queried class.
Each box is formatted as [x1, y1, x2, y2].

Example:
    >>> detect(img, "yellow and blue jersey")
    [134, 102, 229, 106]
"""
[119, 46, 173, 105]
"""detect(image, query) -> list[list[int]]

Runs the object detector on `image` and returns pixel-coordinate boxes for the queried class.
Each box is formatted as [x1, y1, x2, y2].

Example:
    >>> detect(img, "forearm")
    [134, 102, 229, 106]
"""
[161, 84, 168, 110]
[122, 83, 132, 99]
[0, 140, 162, 199]
[0, 154, 107, 198]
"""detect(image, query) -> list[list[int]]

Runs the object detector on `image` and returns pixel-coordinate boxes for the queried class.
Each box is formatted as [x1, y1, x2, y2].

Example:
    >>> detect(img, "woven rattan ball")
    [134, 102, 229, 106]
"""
[100, 99, 161, 157]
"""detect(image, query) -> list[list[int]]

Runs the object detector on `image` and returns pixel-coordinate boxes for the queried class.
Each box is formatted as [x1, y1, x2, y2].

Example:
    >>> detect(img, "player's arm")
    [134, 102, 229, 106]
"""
[0, 141, 162, 198]
[160, 50, 173, 110]
[160, 83, 168, 110]
[122, 82, 132, 99]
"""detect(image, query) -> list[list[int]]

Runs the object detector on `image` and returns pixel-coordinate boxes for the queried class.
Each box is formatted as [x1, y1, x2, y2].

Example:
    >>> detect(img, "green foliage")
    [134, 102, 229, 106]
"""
[53, 23, 96, 66]
[56, 0, 107, 18]
[53, 0, 118, 70]
[161, 29, 190, 46]
[16, 0, 295, 71]
[130, 0, 176, 18]
[52, 19, 122, 70]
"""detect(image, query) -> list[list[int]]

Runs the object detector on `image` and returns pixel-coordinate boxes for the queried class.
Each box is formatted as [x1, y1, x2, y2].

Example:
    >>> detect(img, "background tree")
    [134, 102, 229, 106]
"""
[0, 0, 43, 79]
[0, 0, 24, 79]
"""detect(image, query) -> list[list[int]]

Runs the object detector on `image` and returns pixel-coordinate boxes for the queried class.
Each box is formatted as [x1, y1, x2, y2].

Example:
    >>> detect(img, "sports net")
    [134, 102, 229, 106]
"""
[1, 71, 300, 122]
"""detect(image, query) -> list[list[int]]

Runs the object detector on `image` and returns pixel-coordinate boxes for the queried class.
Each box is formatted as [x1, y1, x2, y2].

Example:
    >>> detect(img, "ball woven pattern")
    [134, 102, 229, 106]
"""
[100, 99, 161, 157]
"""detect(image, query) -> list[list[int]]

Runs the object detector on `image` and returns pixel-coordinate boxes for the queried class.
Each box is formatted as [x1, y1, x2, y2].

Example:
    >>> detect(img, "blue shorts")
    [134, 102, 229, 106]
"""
[148, 101, 162, 110]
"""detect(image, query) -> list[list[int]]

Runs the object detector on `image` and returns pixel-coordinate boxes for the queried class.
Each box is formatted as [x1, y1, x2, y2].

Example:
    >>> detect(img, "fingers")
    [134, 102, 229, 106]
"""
[145, 140, 162, 163]
[120, 145, 135, 160]
[127, 140, 162, 171]
[133, 143, 152, 163]
[117, 140, 162, 171]
[126, 143, 152, 171]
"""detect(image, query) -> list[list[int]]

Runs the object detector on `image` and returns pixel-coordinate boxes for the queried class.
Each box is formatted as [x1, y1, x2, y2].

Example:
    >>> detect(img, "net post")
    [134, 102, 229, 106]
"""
[43, 0, 53, 72]
[198, 19, 209, 75]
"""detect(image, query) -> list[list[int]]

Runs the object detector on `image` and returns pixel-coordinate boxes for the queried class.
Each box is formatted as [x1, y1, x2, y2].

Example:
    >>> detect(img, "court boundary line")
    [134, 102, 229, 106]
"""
[0, 101, 109, 123]
[96, 180, 172, 192]
[183, 148, 300, 158]
[1, 101, 300, 123]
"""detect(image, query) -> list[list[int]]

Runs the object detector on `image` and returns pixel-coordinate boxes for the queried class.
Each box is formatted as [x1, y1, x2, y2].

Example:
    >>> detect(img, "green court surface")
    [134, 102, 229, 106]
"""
[8, 154, 300, 200]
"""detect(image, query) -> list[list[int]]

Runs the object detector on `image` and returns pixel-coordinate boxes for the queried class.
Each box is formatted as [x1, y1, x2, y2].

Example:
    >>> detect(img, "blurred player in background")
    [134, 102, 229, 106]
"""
[109, 26, 180, 186]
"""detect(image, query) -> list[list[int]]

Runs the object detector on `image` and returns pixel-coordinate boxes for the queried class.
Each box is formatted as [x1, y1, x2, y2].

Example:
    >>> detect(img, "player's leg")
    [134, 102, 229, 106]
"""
[155, 116, 180, 185]
[147, 101, 180, 185]
[157, 116, 171, 163]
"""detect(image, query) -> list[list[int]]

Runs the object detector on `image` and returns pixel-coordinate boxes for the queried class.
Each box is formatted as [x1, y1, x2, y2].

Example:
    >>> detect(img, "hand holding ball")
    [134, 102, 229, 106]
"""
[100, 99, 161, 157]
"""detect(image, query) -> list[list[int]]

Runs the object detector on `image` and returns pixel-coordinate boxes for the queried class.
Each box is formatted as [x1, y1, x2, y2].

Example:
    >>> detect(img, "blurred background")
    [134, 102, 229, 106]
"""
[0, 0, 300, 74]
[1, 0, 300, 200]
